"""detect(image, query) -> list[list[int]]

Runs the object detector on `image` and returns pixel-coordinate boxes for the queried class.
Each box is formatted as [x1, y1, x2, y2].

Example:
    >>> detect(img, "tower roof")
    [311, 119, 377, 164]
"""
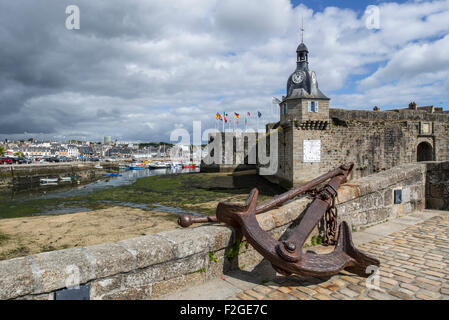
[296, 42, 309, 53]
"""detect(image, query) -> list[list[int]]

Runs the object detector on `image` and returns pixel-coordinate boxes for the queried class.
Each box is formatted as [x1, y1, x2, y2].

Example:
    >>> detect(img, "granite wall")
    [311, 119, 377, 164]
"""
[425, 161, 449, 211]
[0, 162, 118, 189]
[276, 108, 449, 187]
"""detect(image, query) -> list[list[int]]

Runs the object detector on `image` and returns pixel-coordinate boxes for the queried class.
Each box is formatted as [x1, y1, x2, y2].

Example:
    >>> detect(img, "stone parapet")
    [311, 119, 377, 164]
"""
[1, 161, 447, 300]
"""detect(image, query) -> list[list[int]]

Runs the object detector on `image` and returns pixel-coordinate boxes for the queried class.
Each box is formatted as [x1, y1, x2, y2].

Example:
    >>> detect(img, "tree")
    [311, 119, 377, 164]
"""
[0, 146, 6, 156]
[14, 152, 25, 158]
[27, 138, 34, 142]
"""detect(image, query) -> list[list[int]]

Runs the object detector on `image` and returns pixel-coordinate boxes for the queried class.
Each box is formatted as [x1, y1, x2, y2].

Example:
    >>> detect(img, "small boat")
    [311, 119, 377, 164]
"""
[105, 173, 120, 177]
[40, 178, 58, 185]
[148, 161, 170, 169]
[94, 164, 103, 169]
[59, 177, 72, 182]
[182, 163, 197, 169]
[127, 162, 147, 170]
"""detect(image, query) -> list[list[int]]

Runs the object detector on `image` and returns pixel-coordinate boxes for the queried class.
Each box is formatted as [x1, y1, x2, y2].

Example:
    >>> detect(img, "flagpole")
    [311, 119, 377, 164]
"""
[245, 114, 247, 132]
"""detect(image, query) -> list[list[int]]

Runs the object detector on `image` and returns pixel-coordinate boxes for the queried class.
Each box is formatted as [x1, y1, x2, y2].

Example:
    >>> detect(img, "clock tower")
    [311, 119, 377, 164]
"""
[276, 28, 331, 188]
[279, 38, 330, 127]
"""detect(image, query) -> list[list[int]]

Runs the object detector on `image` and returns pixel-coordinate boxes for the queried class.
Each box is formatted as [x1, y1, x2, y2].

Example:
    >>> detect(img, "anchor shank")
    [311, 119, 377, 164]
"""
[282, 173, 347, 252]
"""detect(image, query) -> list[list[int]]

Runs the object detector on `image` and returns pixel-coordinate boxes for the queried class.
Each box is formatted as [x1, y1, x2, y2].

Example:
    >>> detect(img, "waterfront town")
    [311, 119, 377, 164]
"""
[0, 138, 200, 164]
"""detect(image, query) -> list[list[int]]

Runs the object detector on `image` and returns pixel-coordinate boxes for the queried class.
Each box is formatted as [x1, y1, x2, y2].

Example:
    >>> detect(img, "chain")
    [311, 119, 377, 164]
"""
[324, 193, 338, 245]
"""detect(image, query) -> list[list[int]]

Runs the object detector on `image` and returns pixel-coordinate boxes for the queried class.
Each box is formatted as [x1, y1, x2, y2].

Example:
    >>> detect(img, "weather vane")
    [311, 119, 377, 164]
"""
[300, 16, 304, 43]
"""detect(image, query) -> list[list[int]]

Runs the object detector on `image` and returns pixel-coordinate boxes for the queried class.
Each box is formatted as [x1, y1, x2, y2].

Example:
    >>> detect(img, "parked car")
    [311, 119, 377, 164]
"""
[0, 157, 13, 164]
[15, 157, 32, 164]
[43, 157, 60, 163]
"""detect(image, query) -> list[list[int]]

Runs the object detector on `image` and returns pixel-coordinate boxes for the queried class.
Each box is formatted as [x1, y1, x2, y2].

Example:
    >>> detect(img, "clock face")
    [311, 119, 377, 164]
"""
[292, 71, 304, 84]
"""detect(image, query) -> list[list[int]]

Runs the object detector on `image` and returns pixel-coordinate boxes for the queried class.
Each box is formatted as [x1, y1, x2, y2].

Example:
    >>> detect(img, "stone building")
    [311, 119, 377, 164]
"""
[273, 38, 449, 188]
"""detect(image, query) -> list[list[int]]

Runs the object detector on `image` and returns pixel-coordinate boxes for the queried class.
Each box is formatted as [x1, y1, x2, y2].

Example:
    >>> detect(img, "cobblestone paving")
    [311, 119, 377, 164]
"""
[230, 214, 449, 300]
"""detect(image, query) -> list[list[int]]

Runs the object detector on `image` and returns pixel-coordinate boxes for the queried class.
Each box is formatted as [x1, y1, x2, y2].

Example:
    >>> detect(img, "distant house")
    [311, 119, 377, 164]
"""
[24, 147, 51, 157]
[67, 145, 80, 158]
[79, 146, 95, 157]
[105, 147, 132, 158]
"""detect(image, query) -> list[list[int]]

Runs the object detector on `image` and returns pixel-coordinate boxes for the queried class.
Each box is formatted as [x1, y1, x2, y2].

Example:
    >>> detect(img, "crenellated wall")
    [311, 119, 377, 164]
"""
[0, 161, 447, 300]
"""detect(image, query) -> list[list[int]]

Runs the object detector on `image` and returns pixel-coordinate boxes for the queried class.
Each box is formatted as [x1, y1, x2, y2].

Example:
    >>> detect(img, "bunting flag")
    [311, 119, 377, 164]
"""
[234, 112, 239, 119]
[247, 112, 251, 117]
[216, 113, 222, 120]
[257, 111, 262, 118]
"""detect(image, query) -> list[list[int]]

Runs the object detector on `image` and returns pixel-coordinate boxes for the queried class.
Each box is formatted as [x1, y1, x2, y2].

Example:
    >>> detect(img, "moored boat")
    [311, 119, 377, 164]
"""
[40, 178, 58, 185]
[105, 173, 120, 177]
[127, 162, 147, 170]
[148, 161, 170, 169]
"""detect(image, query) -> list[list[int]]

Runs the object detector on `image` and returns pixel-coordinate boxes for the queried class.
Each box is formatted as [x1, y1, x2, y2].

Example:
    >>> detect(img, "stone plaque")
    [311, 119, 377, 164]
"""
[420, 122, 432, 135]
[303, 140, 321, 163]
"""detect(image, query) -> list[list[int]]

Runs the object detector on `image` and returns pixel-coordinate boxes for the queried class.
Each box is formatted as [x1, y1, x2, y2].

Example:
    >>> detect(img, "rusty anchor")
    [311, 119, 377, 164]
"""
[178, 163, 380, 278]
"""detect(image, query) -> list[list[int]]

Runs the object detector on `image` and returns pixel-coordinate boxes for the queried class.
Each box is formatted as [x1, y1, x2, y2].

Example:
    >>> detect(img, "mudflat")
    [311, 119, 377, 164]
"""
[0, 206, 180, 260]
[0, 171, 285, 260]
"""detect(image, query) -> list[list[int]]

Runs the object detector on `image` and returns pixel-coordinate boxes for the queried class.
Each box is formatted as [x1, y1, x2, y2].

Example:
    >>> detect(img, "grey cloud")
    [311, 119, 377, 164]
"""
[0, 0, 448, 142]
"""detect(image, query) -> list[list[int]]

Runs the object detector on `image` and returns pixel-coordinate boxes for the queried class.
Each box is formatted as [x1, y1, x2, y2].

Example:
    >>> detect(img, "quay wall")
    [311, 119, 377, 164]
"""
[0, 162, 119, 188]
[0, 161, 447, 300]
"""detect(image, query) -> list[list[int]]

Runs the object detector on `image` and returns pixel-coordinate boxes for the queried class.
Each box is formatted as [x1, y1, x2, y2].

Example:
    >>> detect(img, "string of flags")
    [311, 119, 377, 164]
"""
[215, 111, 262, 120]
[214, 111, 263, 131]
[215, 111, 262, 121]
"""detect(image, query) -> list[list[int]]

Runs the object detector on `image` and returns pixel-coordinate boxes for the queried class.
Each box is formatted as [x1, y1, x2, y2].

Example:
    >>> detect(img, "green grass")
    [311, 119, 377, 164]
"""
[0, 245, 29, 260]
[0, 172, 285, 219]
[0, 232, 9, 245]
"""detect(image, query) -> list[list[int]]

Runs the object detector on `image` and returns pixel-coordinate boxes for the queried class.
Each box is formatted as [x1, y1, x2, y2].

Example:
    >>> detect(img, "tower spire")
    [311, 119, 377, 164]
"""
[300, 16, 304, 43]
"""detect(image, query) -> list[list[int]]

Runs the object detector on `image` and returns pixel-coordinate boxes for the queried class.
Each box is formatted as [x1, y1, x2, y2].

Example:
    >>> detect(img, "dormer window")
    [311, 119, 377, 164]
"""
[307, 101, 319, 112]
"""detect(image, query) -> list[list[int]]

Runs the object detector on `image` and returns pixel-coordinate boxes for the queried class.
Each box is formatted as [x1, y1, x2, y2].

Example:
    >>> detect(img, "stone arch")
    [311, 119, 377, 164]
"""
[417, 141, 434, 162]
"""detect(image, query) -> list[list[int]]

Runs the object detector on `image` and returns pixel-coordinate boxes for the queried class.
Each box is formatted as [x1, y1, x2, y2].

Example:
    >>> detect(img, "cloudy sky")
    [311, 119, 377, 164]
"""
[1, 0, 448, 142]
